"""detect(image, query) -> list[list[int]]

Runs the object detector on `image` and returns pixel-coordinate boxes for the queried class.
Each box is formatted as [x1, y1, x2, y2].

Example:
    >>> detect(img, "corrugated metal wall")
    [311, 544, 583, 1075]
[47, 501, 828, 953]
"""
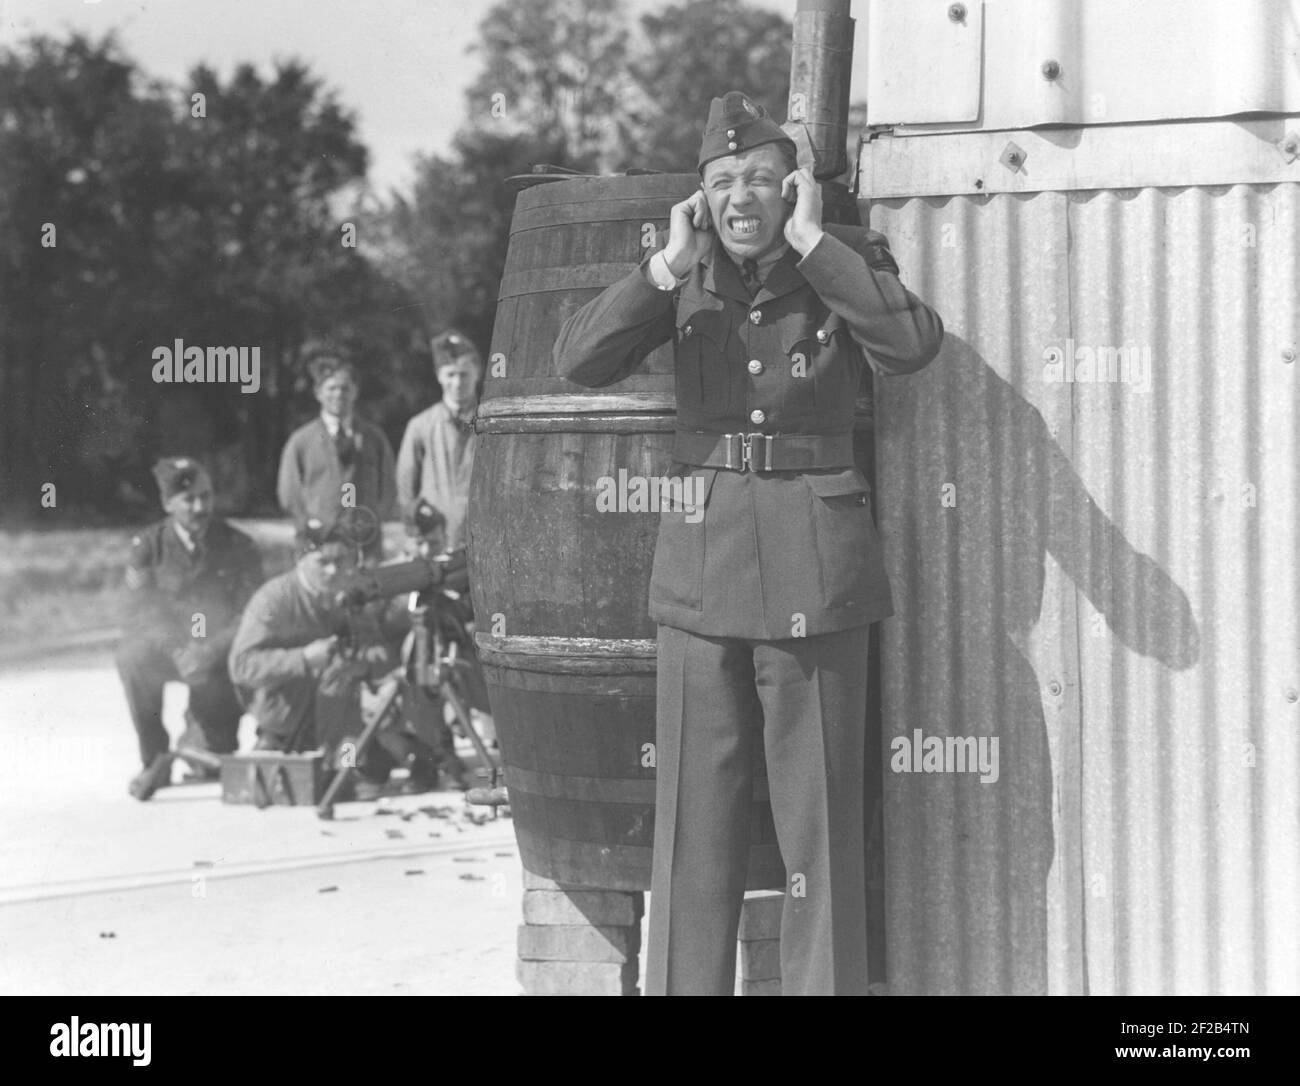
[869, 184, 1300, 995]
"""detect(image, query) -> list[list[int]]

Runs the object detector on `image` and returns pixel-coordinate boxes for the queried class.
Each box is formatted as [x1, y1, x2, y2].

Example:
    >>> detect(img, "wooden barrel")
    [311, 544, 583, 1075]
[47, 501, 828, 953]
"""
[468, 173, 787, 891]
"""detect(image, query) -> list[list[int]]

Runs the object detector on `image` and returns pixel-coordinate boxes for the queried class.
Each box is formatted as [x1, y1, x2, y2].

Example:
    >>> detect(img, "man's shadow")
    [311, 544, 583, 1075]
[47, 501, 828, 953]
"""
[872, 332, 1199, 995]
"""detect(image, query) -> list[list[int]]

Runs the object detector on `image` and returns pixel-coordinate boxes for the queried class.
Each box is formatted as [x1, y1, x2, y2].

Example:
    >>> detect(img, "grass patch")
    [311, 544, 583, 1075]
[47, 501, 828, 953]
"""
[0, 520, 408, 649]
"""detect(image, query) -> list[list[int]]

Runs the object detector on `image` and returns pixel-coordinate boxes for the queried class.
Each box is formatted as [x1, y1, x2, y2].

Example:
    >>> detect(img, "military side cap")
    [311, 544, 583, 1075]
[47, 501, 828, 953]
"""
[296, 516, 345, 551]
[152, 457, 206, 501]
[432, 329, 481, 372]
[698, 91, 795, 173]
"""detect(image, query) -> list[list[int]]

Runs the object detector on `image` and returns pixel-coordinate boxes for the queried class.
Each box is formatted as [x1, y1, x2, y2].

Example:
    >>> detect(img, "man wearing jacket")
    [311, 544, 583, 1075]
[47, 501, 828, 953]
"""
[395, 329, 481, 553]
[277, 355, 397, 561]
[228, 516, 449, 790]
[553, 91, 944, 995]
[117, 457, 263, 800]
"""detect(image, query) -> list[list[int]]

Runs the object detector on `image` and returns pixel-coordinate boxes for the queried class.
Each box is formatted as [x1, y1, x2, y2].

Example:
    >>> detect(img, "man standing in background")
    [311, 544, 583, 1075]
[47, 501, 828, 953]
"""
[117, 457, 263, 800]
[277, 354, 397, 561]
[395, 330, 480, 553]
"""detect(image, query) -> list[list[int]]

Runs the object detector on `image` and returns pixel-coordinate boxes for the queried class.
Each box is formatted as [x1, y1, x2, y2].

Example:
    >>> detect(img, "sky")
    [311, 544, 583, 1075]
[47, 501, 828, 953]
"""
[0, 0, 850, 197]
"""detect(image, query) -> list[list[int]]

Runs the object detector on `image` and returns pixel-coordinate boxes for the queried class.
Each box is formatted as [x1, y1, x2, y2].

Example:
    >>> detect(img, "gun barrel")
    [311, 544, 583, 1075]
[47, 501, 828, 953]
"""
[339, 557, 438, 606]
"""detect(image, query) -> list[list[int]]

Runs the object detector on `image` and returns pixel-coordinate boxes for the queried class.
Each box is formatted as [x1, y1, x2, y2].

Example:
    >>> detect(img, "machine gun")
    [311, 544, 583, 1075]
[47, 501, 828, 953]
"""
[316, 547, 505, 819]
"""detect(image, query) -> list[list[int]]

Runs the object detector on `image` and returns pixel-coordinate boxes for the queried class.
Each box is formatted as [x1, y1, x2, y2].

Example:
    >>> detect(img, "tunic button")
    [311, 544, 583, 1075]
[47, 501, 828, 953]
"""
[684, 324, 693, 336]
[726, 128, 736, 138]
[816, 329, 830, 344]
[749, 309, 762, 324]
[747, 359, 763, 375]
[750, 409, 766, 425]
[728, 141, 738, 150]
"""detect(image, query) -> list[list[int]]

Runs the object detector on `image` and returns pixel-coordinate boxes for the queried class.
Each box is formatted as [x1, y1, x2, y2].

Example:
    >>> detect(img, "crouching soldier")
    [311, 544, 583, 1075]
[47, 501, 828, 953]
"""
[118, 458, 263, 800]
[228, 516, 445, 792]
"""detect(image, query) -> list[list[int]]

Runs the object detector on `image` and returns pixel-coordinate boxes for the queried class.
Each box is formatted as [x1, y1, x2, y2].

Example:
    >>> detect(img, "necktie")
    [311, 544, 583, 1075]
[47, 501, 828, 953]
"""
[334, 427, 356, 467]
[741, 258, 762, 296]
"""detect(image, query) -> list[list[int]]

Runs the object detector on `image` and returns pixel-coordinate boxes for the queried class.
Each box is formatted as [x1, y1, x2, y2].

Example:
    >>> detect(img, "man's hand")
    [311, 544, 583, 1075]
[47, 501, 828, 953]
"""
[172, 642, 212, 684]
[302, 636, 339, 674]
[781, 168, 825, 256]
[662, 191, 714, 278]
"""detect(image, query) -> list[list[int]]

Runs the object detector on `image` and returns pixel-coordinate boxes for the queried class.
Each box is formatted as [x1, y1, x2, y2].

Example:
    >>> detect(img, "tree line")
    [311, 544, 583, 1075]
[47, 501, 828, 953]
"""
[0, 0, 792, 524]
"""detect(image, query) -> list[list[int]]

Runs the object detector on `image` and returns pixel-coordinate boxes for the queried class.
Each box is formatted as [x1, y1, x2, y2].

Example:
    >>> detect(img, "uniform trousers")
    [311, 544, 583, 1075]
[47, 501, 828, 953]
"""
[115, 633, 241, 768]
[646, 621, 871, 996]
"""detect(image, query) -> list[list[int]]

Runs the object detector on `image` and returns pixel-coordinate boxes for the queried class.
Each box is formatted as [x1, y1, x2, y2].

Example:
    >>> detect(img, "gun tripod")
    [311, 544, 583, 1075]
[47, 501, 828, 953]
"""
[316, 586, 505, 820]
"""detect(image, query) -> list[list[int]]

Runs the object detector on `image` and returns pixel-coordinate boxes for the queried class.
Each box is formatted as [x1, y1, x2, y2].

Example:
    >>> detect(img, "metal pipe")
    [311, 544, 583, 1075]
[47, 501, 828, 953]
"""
[788, 0, 856, 179]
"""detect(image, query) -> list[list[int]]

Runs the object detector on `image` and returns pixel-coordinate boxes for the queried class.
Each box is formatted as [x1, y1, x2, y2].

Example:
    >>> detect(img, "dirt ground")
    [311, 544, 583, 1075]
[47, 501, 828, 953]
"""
[0, 646, 539, 996]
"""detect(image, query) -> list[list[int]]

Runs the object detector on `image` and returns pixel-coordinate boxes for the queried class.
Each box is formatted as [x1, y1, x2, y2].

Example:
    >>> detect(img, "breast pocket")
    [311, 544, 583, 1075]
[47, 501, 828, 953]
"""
[781, 312, 859, 414]
[803, 468, 878, 610]
[649, 464, 718, 612]
[676, 308, 730, 411]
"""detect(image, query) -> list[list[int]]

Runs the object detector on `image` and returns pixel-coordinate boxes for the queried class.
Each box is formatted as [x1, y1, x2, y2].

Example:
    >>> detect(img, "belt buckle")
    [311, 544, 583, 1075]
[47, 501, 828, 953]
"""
[726, 432, 772, 472]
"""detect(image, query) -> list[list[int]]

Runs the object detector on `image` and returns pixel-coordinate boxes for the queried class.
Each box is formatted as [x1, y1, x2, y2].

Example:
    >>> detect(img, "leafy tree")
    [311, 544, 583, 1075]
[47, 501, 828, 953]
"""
[622, 0, 793, 172]
[464, 0, 629, 173]
[0, 35, 420, 520]
[0, 33, 182, 522]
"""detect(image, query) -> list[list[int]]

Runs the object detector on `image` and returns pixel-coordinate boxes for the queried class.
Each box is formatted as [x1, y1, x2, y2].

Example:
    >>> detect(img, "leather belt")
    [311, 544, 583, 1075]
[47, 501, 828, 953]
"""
[674, 430, 855, 473]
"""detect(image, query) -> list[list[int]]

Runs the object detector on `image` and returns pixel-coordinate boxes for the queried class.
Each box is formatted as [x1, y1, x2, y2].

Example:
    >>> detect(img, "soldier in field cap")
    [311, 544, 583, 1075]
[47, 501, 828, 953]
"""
[395, 329, 482, 553]
[554, 90, 944, 994]
[117, 457, 263, 800]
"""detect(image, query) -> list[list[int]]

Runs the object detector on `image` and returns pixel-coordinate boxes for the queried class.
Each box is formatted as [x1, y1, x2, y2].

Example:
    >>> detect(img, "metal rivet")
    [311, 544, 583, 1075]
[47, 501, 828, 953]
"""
[948, 3, 966, 22]
[1000, 141, 1027, 172]
[1048, 680, 1063, 697]
[1283, 348, 1296, 364]
[1042, 59, 1061, 81]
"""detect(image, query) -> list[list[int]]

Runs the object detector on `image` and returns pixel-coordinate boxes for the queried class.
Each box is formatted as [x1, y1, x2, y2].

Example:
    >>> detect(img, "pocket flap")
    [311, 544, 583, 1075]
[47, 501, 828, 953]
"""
[780, 311, 847, 353]
[663, 464, 718, 512]
[803, 467, 870, 498]
[676, 307, 728, 346]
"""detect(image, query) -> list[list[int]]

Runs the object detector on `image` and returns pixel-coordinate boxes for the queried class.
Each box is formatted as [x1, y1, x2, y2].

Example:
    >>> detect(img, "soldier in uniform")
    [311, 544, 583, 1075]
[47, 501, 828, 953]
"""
[228, 516, 448, 790]
[117, 457, 263, 800]
[395, 329, 481, 553]
[554, 92, 944, 995]
[276, 354, 397, 561]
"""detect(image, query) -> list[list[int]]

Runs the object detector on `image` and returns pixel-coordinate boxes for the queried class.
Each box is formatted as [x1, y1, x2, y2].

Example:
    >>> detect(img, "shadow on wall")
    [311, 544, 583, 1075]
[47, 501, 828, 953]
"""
[880, 331, 1199, 996]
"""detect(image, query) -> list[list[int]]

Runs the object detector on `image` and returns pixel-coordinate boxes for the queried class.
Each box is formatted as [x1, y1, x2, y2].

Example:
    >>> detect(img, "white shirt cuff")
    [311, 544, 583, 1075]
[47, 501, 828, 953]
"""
[648, 250, 688, 290]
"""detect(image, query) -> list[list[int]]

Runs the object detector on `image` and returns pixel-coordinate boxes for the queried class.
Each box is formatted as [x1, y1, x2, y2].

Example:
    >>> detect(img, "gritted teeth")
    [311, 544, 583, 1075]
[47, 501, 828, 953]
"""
[728, 216, 760, 235]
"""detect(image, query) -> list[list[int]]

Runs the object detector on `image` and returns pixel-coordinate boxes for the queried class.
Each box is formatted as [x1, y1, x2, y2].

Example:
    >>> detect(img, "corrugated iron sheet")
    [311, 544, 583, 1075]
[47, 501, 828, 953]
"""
[869, 183, 1300, 995]
[866, 0, 1300, 131]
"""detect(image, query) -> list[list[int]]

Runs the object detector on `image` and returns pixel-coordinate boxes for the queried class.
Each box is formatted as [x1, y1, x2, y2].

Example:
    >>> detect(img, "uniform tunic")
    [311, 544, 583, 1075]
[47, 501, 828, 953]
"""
[555, 225, 943, 639]
[554, 224, 943, 996]
[116, 518, 263, 766]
